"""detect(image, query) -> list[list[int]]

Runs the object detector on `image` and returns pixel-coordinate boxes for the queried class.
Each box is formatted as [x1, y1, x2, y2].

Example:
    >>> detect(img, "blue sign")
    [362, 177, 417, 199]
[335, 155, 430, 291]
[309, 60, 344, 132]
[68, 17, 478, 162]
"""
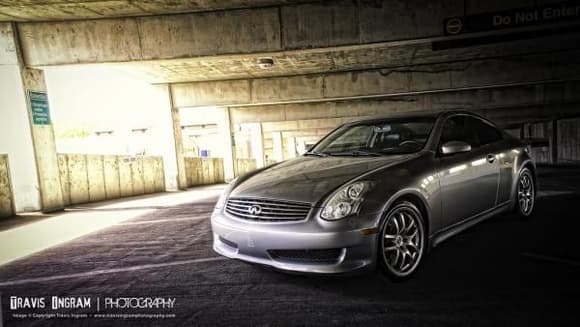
[28, 91, 51, 125]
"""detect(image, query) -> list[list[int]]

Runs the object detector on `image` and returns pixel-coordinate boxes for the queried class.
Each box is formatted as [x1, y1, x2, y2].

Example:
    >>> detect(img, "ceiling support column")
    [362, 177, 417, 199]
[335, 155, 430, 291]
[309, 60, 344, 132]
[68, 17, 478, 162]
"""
[221, 108, 236, 182]
[0, 22, 64, 213]
[151, 84, 188, 191]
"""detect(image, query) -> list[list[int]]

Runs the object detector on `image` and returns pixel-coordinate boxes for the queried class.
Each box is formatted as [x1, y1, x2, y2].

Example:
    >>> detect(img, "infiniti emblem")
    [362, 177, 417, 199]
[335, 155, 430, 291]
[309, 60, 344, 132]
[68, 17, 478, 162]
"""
[248, 205, 262, 215]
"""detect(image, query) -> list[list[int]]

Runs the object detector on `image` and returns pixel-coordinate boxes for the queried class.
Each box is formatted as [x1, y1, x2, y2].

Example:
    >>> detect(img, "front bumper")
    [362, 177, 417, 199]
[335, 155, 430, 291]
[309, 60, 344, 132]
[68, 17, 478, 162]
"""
[211, 209, 381, 274]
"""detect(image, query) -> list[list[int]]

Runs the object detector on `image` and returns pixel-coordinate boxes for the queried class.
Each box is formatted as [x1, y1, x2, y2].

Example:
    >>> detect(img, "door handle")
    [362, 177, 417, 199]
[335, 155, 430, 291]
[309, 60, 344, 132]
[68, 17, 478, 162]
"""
[487, 154, 496, 163]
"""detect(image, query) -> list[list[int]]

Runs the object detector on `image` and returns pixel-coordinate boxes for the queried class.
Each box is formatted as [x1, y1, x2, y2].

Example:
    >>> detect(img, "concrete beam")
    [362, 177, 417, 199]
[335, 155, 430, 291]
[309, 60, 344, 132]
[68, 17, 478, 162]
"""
[16, 0, 463, 66]
[18, 7, 282, 66]
[171, 80, 251, 108]
[105, 29, 580, 83]
[170, 49, 580, 108]
[228, 80, 580, 125]
[0, 0, 319, 22]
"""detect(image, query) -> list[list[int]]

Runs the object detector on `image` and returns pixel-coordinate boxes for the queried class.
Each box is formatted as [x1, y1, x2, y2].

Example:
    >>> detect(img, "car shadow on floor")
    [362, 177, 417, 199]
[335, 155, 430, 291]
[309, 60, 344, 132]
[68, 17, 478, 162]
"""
[228, 191, 580, 325]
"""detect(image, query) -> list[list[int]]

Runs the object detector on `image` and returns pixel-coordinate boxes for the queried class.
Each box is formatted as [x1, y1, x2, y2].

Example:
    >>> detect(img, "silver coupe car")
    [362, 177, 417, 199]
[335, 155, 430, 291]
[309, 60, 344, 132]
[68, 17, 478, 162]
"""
[211, 111, 536, 280]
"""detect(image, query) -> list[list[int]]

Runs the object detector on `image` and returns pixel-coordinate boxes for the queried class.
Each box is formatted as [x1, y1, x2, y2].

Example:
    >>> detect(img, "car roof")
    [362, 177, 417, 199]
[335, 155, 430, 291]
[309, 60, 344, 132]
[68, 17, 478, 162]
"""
[344, 110, 488, 126]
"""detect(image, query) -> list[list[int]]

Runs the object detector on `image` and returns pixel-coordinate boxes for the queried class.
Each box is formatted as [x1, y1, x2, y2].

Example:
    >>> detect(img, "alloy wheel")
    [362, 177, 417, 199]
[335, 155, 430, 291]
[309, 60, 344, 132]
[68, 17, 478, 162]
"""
[517, 170, 535, 216]
[380, 203, 424, 278]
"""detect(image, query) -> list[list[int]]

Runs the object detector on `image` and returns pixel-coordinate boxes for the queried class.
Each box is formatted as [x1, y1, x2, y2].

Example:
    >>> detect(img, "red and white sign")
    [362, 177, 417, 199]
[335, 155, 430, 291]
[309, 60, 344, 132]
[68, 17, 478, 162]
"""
[445, 17, 463, 35]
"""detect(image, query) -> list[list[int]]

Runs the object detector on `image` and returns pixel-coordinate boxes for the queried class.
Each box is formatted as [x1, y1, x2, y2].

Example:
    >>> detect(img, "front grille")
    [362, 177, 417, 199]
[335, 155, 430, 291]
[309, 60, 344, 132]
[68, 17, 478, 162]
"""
[225, 197, 311, 222]
[268, 249, 343, 264]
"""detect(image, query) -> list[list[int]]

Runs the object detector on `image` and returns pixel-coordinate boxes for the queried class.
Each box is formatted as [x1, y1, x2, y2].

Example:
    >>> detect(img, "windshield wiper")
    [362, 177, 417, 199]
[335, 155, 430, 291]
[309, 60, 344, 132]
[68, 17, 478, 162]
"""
[327, 150, 382, 157]
[304, 151, 330, 157]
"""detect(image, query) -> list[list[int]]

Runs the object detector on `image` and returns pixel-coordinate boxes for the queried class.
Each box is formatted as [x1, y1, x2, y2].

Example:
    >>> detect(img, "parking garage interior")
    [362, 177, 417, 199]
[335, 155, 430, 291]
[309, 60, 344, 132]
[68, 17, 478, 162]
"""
[0, 0, 580, 326]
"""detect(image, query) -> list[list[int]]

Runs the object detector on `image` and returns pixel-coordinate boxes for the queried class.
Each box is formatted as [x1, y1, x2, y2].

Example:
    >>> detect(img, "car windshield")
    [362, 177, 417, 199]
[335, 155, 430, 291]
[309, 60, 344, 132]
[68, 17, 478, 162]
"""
[309, 117, 436, 156]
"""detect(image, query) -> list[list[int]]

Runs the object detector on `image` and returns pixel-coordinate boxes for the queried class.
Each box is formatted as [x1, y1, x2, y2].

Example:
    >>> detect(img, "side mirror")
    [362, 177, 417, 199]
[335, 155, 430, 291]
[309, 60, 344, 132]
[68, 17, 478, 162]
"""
[441, 141, 471, 155]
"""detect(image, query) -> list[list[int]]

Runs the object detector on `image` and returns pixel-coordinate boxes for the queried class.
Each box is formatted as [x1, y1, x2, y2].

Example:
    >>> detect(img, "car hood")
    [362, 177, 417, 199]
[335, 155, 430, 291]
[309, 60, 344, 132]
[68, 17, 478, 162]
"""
[230, 154, 415, 205]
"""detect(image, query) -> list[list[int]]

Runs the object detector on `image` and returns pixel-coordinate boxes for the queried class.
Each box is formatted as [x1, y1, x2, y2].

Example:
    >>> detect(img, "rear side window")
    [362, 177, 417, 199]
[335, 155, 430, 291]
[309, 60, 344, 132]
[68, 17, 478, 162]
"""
[440, 115, 502, 149]
[439, 116, 476, 146]
[468, 117, 503, 147]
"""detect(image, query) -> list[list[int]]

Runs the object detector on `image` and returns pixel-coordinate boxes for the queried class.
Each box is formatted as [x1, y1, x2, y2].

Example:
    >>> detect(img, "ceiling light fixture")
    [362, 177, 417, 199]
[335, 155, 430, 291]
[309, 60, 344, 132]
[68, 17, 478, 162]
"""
[257, 57, 275, 69]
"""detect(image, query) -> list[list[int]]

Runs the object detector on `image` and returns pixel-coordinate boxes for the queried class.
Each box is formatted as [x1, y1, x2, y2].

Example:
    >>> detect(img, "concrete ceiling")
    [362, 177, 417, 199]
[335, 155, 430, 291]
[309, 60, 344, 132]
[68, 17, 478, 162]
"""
[108, 45, 402, 83]
[91, 31, 580, 84]
[0, 0, 316, 21]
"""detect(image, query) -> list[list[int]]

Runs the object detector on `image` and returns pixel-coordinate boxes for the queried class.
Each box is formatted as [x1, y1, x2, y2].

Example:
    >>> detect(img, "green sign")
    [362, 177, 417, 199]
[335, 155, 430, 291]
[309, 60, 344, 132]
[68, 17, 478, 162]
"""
[28, 90, 51, 125]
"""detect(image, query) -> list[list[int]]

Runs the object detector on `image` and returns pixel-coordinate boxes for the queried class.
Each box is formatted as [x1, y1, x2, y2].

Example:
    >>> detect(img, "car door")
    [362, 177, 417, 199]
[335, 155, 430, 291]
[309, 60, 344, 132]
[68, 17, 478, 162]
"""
[468, 117, 503, 210]
[438, 115, 500, 227]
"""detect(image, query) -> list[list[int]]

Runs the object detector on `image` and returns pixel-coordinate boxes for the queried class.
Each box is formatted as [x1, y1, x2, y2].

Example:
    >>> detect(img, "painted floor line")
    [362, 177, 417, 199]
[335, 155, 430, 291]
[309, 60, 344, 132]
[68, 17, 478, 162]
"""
[116, 217, 209, 226]
[0, 256, 227, 287]
[522, 252, 580, 267]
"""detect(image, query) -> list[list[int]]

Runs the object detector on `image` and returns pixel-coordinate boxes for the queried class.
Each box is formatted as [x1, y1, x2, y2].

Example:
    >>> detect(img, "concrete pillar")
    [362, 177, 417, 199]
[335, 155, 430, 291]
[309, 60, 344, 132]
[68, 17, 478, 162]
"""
[296, 138, 308, 155]
[272, 132, 284, 162]
[0, 22, 63, 213]
[286, 137, 297, 159]
[250, 123, 265, 168]
[551, 119, 558, 164]
[151, 84, 187, 191]
[221, 107, 235, 181]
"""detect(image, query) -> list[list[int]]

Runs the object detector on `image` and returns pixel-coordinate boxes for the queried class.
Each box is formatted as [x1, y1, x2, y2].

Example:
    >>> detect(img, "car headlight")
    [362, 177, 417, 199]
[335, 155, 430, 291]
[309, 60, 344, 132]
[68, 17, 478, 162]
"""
[321, 181, 372, 220]
[215, 177, 238, 209]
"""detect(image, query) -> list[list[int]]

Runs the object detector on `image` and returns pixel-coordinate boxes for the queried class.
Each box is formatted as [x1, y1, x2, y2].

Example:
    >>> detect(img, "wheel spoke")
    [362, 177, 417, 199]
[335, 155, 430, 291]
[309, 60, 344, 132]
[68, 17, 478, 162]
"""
[405, 218, 415, 233]
[384, 245, 397, 252]
[404, 240, 418, 251]
[398, 213, 406, 232]
[402, 247, 412, 258]
[526, 199, 531, 212]
[393, 217, 400, 234]
[384, 234, 396, 239]
[398, 250, 406, 270]
[392, 249, 400, 267]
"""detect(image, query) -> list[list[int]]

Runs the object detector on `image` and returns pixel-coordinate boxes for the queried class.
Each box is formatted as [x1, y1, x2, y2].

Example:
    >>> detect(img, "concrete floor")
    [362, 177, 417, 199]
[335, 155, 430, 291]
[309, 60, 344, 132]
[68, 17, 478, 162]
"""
[0, 167, 579, 326]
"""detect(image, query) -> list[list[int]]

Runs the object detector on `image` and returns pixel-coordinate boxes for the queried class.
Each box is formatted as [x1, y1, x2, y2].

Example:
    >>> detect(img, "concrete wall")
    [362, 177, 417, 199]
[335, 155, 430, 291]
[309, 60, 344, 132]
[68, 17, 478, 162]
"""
[523, 117, 580, 164]
[184, 157, 225, 186]
[558, 118, 580, 163]
[0, 154, 14, 218]
[58, 154, 165, 205]
[234, 159, 257, 178]
[525, 122, 553, 164]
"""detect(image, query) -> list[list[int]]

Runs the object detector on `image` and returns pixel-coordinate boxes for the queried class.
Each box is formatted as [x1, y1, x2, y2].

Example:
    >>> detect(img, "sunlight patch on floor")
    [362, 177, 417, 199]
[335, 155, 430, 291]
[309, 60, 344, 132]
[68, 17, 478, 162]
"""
[0, 186, 224, 266]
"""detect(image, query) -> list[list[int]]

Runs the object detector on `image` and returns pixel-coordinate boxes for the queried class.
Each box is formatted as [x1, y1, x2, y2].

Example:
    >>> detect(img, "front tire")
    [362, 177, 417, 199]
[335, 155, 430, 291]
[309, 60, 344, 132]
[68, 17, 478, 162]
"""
[378, 201, 426, 281]
[516, 167, 536, 217]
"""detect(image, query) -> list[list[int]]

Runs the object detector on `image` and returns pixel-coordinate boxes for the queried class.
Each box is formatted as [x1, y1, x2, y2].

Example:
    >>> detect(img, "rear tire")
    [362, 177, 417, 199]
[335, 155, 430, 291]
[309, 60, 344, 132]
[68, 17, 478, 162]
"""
[515, 168, 535, 218]
[378, 201, 426, 282]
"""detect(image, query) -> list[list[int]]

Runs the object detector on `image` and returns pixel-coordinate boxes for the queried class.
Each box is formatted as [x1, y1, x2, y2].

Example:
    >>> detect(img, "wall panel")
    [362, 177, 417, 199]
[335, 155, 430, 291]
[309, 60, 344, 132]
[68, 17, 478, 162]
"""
[58, 154, 165, 205]
[0, 154, 14, 218]
[184, 157, 226, 186]
[558, 118, 580, 163]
